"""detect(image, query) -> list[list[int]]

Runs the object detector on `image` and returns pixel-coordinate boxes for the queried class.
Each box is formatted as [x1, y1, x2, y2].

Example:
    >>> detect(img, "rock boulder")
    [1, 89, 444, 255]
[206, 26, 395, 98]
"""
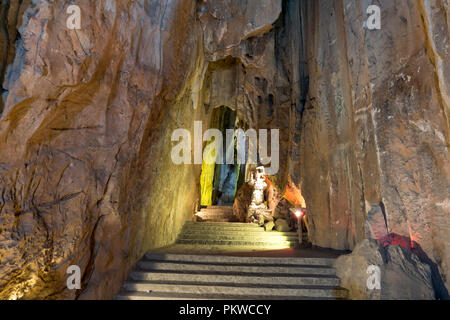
[275, 219, 290, 232]
[335, 240, 435, 300]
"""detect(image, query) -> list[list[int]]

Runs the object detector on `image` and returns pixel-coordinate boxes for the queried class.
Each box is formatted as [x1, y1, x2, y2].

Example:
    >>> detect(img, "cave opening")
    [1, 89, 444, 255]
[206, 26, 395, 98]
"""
[200, 106, 248, 207]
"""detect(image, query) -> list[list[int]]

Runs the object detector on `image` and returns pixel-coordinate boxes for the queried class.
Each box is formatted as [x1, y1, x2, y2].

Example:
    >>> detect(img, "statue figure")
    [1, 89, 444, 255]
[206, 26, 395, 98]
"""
[249, 166, 267, 210]
[247, 166, 270, 225]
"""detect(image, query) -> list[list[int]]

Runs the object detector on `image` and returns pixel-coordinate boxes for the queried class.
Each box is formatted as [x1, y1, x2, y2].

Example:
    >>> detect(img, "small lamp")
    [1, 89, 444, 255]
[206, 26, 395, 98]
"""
[290, 208, 304, 245]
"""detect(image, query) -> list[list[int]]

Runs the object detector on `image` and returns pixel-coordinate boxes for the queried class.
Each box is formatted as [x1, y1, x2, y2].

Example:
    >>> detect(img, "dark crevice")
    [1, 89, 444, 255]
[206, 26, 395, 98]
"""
[0, 0, 12, 115]
[379, 201, 389, 232]
[0, 0, 31, 115]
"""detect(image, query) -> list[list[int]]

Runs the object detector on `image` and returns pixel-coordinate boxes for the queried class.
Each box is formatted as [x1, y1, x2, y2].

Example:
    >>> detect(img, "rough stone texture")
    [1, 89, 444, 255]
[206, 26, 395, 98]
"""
[298, 0, 450, 293]
[275, 219, 291, 232]
[0, 0, 32, 113]
[266, 178, 283, 214]
[0, 0, 291, 299]
[335, 239, 435, 300]
[233, 182, 253, 223]
[0, 0, 448, 299]
[0, 0, 208, 300]
[264, 220, 275, 232]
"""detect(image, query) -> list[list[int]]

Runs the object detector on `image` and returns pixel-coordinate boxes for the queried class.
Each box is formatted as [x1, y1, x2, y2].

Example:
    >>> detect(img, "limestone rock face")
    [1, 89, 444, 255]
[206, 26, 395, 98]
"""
[298, 0, 450, 292]
[233, 182, 253, 223]
[0, 0, 32, 113]
[0, 0, 448, 299]
[334, 240, 385, 300]
[264, 220, 275, 232]
[0, 0, 289, 299]
[335, 240, 435, 300]
[199, 0, 282, 58]
[275, 219, 290, 232]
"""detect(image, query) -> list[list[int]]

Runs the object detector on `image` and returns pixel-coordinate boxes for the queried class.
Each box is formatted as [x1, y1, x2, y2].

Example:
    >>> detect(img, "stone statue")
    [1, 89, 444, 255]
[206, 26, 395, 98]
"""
[249, 166, 267, 210]
[247, 166, 271, 225]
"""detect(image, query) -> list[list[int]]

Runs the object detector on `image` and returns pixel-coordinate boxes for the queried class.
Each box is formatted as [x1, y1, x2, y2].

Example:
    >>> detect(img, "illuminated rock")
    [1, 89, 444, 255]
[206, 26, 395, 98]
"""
[0, 0, 448, 300]
[200, 142, 217, 206]
[275, 219, 291, 233]
[0, 0, 286, 299]
[334, 240, 435, 300]
[264, 221, 275, 232]
[298, 0, 450, 293]
[233, 183, 253, 223]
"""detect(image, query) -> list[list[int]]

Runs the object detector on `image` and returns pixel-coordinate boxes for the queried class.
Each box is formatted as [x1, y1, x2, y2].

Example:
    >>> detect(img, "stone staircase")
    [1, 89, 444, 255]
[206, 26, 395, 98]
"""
[195, 206, 237, 222]
[177, 222, 299, 248]
[190, 205, 299, 248]
[115, 253, 348, 300]
[115, 207, 347, 300]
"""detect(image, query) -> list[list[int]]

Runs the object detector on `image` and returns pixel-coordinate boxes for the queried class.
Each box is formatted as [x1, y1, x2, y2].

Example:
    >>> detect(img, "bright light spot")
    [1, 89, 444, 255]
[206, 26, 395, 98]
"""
[295, 211, 301, 218]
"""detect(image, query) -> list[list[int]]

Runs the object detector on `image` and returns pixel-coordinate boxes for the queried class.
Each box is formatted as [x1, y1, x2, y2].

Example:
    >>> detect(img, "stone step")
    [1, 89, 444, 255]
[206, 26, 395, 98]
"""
[199, 213, 234, 218]
[178, 233, 298, 241]
[176, 239, 299, 247]
[200, 208, 234, 213]
[137, 261, 336, 275]
[184, 222, 262, 230]
[144, 253, 336, 267]
[181, 230, 297, 237]
[198, 214, 234, 218]
[203, 206, 234, 210]
[185, 222, 259, 228]
[130, 270, 341, 286]
[198, 211, 235, 215]
[116, 253, 346, 300]
[181, 230, 298, 236]
[121, 281, 348, 299]
[195, 218, 237, 223]
[183, 225, 266, 232]
[196, 214, 236, 219]
[115, 291, 342, 300]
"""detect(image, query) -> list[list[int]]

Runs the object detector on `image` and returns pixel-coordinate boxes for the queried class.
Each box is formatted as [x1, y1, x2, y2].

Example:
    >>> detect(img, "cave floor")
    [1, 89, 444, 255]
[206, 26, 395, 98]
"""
[150, 244, 348, 259]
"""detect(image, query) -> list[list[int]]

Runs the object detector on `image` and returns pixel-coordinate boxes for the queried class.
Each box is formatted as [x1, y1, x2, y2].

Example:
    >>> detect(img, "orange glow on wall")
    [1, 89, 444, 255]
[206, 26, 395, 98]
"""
[284, 178, 306, 208]
[407, 221, 418, 249]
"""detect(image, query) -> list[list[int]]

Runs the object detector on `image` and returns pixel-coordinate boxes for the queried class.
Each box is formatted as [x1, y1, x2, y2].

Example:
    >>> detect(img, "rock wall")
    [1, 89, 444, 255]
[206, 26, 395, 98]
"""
[0, 0, 204, 299]
[0, 0, 297, 299]
[0, 0, 32, 113]
[0, 0, 448, 299]
[299, 0, 449, 293]
[335, 239, 435, 300]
